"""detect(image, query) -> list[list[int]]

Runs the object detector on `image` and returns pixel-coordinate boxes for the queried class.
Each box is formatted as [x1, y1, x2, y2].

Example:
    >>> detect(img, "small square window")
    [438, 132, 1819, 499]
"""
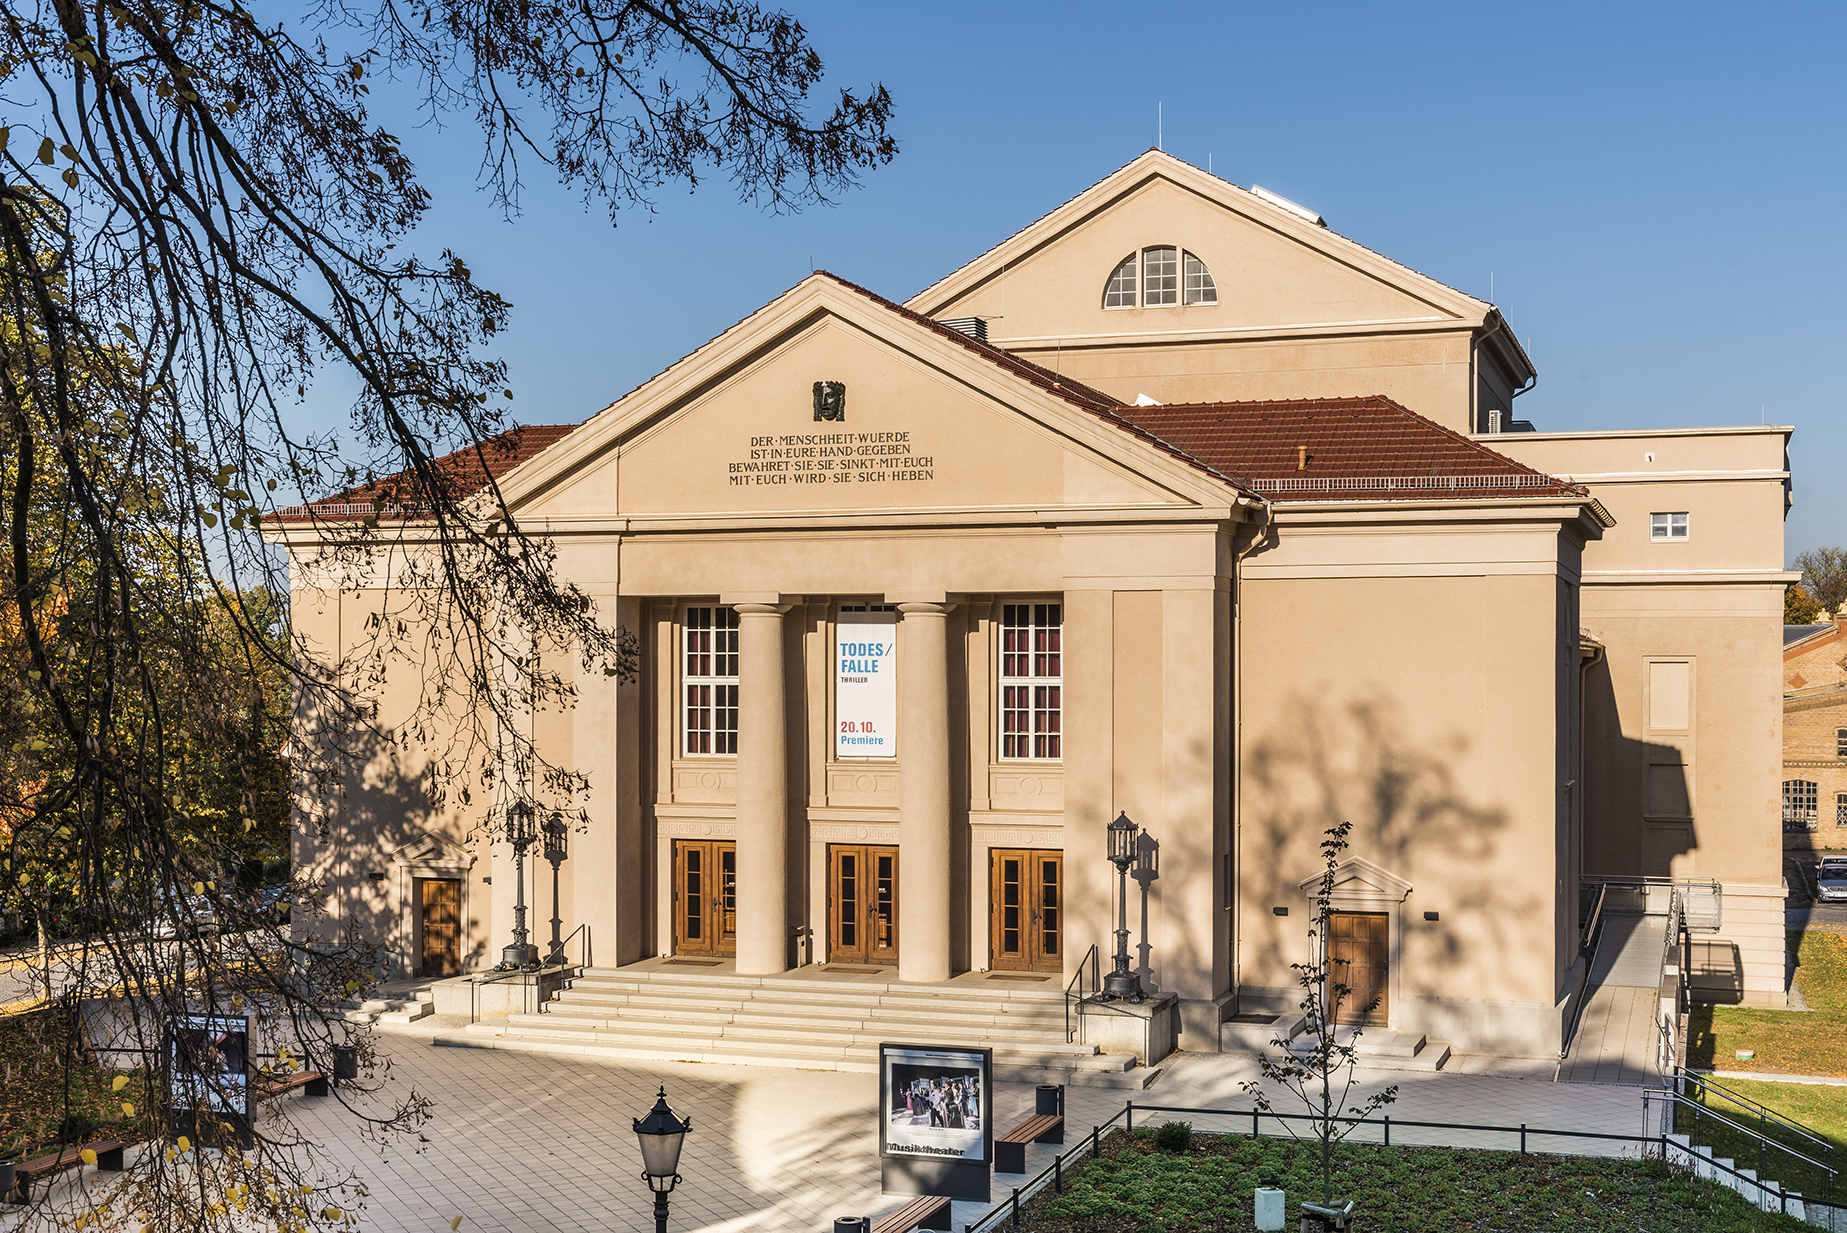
[1650, 512, 1689, 541]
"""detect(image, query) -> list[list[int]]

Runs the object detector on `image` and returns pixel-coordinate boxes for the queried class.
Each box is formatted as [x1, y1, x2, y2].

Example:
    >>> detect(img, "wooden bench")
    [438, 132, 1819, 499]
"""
[252, 1070, 329, 1100]
[4, 1139, 125, 1204]
[995, 1112, 1064, 1174]
[871, 1194, 952, 1233]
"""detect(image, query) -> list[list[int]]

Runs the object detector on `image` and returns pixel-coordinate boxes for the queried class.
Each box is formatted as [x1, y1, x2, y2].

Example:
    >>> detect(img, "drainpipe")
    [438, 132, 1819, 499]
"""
[1230, 496, 1274, 1005]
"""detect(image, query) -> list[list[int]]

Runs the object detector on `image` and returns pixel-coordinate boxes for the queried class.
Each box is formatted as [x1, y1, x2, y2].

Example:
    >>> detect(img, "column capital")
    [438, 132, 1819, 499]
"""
[721, 592, 795, 615]
[887, 591, 962, 614]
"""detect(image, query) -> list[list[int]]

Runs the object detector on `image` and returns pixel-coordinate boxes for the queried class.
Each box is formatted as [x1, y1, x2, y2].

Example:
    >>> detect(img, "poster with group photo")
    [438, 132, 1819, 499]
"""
[835, 609, 897, 759]
[879, 1044, 991, 1164]
[169, 1013, 250, 1115]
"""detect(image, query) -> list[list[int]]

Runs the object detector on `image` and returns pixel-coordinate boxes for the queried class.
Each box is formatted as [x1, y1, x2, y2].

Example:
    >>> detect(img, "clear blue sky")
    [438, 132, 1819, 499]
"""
[310, 0, 1845, 564]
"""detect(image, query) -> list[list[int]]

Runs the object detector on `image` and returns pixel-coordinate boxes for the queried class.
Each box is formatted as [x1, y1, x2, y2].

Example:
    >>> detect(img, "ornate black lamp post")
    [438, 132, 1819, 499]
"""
[542, 812, 569, 967]
[498, 801, 540, 969]
[633, 1086, 692, 1233]
[1102, 811, 1145, 1002]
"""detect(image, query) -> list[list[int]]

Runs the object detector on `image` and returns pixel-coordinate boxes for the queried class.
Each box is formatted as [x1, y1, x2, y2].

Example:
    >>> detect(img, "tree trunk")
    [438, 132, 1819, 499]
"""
[35, 909, 51, 1002]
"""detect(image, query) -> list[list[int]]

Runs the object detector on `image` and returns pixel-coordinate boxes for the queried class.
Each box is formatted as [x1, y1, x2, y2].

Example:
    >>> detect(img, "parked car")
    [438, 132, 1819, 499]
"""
[145, 895, 216, 939]
[1817, 857, 1847, 904]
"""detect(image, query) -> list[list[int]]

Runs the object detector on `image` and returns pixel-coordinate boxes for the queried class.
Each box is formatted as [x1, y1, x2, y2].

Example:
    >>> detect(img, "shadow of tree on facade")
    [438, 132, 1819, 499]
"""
[1242, 693, 1554, 1048]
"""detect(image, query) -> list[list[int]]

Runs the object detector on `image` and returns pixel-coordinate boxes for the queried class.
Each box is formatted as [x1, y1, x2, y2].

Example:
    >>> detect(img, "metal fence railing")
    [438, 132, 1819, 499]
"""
[962, 1098, 1845, 1232]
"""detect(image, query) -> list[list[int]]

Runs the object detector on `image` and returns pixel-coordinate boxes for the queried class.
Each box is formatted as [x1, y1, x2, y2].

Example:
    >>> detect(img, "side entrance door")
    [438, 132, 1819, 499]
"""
[1329, 911, 1389, 1025]
[673, 840, 737, 958]
[989, 849, 1063, 973]
[828, 844, 898, 965]
[419, 879, 462, 978]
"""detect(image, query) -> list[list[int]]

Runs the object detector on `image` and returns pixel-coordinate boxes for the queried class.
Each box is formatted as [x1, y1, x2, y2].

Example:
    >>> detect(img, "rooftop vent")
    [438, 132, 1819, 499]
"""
[1251, 185, 1325, 227]
[940, 317, 988, 343]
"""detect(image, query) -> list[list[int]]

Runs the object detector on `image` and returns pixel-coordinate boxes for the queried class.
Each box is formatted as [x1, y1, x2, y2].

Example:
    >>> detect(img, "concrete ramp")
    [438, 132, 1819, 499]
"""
[1557, 912, 1668, 1086]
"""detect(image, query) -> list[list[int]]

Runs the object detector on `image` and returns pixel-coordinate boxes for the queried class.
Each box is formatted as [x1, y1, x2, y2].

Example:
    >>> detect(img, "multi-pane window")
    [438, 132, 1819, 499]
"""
[1784, 779, 1818, 830]
[1000, 603, 1062, 760]
[1183, 251, 1218, 305]
[1650, 512, 1690, 541]
[1142, 246, 1179, 306]
[683, 606, 739, 755]
[1838, 793, 1847, 827]
[1101, 248, 1218, 308]
[1837, 728, 1846, 758]
[1103, 255, 1138, 308]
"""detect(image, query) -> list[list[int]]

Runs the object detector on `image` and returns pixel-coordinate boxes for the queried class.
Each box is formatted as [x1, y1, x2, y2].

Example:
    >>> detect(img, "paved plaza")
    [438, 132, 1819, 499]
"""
[0, 1012, 1655, 1233]
[276, 1020, 1646, 1233]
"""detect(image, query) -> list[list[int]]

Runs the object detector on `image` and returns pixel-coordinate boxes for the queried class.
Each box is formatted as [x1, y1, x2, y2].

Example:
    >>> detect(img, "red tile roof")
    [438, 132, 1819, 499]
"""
[815, 271, 1257, 493]
[275, 424, 578, 520]
[1115, 396, 1585, 501]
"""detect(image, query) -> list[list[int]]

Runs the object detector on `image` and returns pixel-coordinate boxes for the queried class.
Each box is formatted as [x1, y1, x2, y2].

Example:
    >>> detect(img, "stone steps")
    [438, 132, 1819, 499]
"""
[496, 1012, 1105, 1056]
[1668, 1133, 1808, 1221]
[1219, 1017, 1451, 1072]
[433, 962, 1146, 1085]
[337, 990, 434, 1025]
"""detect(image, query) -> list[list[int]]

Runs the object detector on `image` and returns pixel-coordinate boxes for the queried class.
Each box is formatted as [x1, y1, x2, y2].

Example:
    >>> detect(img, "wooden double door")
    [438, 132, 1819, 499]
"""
[419, 879, 462, 978]
[1329, 911, 1389, 1025]
[828, 844, 898, 965]
[989, 848, 1063, 973]
[674, 840, 737, 957]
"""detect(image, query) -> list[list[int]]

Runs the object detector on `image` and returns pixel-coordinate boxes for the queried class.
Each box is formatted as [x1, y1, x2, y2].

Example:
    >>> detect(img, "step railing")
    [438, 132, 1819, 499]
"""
[1656, 885, 1685, 1076]
[962, 1097, 1825, 1232]
[1558, 882, 1611, 1060]
[1064, 945, 1099, 1043]
[1645, 1088, 1837, 1211]
[1676, 1067, 1834, 1154]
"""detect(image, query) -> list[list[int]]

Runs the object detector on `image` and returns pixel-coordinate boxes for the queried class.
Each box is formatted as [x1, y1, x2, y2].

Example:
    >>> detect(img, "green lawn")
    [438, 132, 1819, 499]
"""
[1688, 930, 1847, 1077]
[1674, 1076, 1847, 1204]
[1022, 1130, 1806, 1232]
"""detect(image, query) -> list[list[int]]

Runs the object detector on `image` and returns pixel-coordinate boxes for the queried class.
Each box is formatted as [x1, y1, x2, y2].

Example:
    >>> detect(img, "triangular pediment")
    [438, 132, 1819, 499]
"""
[1297, 856, 1413, 902]
[500, 273, 1251, 524]
[903, 151, 1523, 382]
[389, 828, 472, 869]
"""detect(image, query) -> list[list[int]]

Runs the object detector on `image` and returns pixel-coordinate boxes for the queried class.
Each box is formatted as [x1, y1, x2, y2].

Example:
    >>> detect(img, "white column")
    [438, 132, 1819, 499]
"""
[729, 596, 793, 976]
[895, 595, 957, 983]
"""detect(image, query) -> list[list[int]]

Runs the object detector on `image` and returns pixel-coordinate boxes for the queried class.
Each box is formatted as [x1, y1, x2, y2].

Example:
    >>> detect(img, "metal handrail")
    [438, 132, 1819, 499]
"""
[1647, 1089, 1837, 1209]
[1064, 945, 1099, 1043]
[1558, 884, 1611, 1060]
[1581, 882, 1609, 954]
[1677, 1068, 1833, 1153]
[960, 1097, 1832, 1232]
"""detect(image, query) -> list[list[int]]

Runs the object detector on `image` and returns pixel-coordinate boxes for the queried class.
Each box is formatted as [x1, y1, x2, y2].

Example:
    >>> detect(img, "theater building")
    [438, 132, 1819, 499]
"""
[277, 152, 1792, 1062]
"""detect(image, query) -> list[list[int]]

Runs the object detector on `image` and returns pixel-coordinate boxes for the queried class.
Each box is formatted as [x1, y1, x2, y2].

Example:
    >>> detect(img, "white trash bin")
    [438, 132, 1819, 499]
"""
[1254, 1186, 1286, 1231]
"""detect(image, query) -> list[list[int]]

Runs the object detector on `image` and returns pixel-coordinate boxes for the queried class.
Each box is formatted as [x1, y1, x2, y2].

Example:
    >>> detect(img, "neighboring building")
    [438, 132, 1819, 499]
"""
[272, 150, 1794, 1061]
[1784, 613, 1847, 842]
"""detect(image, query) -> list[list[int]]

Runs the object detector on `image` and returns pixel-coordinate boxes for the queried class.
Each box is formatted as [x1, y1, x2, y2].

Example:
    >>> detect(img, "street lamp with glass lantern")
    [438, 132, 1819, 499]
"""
[497, 801, 540, 969]
[542, 812, 569, 966]
[1102, 811, 1144, 1002]
[633, 1086, 692, 1233]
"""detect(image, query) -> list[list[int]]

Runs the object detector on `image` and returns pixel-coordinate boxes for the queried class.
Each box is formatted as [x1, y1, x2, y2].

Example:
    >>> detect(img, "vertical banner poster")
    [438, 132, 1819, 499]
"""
[879, 1042, 992, 1201]
[836, 609, 897, 759]
[169, 1013, 250, 1118]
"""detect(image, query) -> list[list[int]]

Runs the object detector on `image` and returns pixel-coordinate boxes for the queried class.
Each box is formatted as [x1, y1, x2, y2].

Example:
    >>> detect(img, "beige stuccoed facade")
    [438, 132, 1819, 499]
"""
[275, 151, 1795, 1061]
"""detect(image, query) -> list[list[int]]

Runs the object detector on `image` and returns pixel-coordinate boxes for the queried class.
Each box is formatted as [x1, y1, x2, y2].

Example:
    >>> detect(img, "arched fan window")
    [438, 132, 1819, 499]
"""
[1102, 248, 1217, 309]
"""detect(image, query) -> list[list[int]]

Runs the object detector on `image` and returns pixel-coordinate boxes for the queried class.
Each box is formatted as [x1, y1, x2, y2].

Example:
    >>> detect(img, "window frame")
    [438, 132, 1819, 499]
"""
[1650, 512, 1691, 542]
[682, 604, 739, 757]
[1837, 793, 1847, 828]
[1784, 779, 1819, 830]
[1837, 728, 1846, 759]
[997, 601, 1063, 762]
[1101, 247, 1219, 310]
